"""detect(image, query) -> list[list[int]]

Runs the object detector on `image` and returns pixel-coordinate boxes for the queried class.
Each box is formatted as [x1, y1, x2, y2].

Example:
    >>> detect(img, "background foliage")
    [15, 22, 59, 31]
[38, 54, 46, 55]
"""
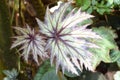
[0, 0, 120, 80]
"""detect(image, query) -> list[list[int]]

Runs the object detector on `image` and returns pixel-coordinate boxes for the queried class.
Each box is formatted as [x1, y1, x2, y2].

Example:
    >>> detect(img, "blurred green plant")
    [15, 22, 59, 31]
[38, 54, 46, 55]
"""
[3, 68, 18, 80]
[76, 0, 120, 15]
[0, 0, 120, 80]
[34, 60, 67, 80]
[90, 26, 119, 69]
[0, 0, 18, 79]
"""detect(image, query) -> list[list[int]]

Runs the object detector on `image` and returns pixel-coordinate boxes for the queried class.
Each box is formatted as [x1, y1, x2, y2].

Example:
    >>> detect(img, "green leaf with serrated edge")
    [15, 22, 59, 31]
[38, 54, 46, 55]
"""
[34, 60, 55, 80]
[90, 27, 118, 65]
[90, 38, 116, 63]
[41, 70, 67, 80]
[77, 18, 93, 27]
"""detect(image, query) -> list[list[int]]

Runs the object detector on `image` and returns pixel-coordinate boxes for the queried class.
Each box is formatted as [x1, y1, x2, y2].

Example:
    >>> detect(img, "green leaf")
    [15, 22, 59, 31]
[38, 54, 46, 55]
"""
[81, 0, 91, 10]
[110, 50, 120, 62]
[90, 26, 120, 69]
[96, 8, 106, 15]
[93, 27, 117, 44]
[92, 55, 101, 70]
[90, 27, 118, 66]
[91, 0, 97, 5]
[41, 70, 67, 80]
[76, 0, 83, 6]
[93, 0, 112, 15]
[87, 7, 93, 14]
[34, 60, 67, 80]
[34, 60, 54, 80]
[76, 0, 91, 10]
